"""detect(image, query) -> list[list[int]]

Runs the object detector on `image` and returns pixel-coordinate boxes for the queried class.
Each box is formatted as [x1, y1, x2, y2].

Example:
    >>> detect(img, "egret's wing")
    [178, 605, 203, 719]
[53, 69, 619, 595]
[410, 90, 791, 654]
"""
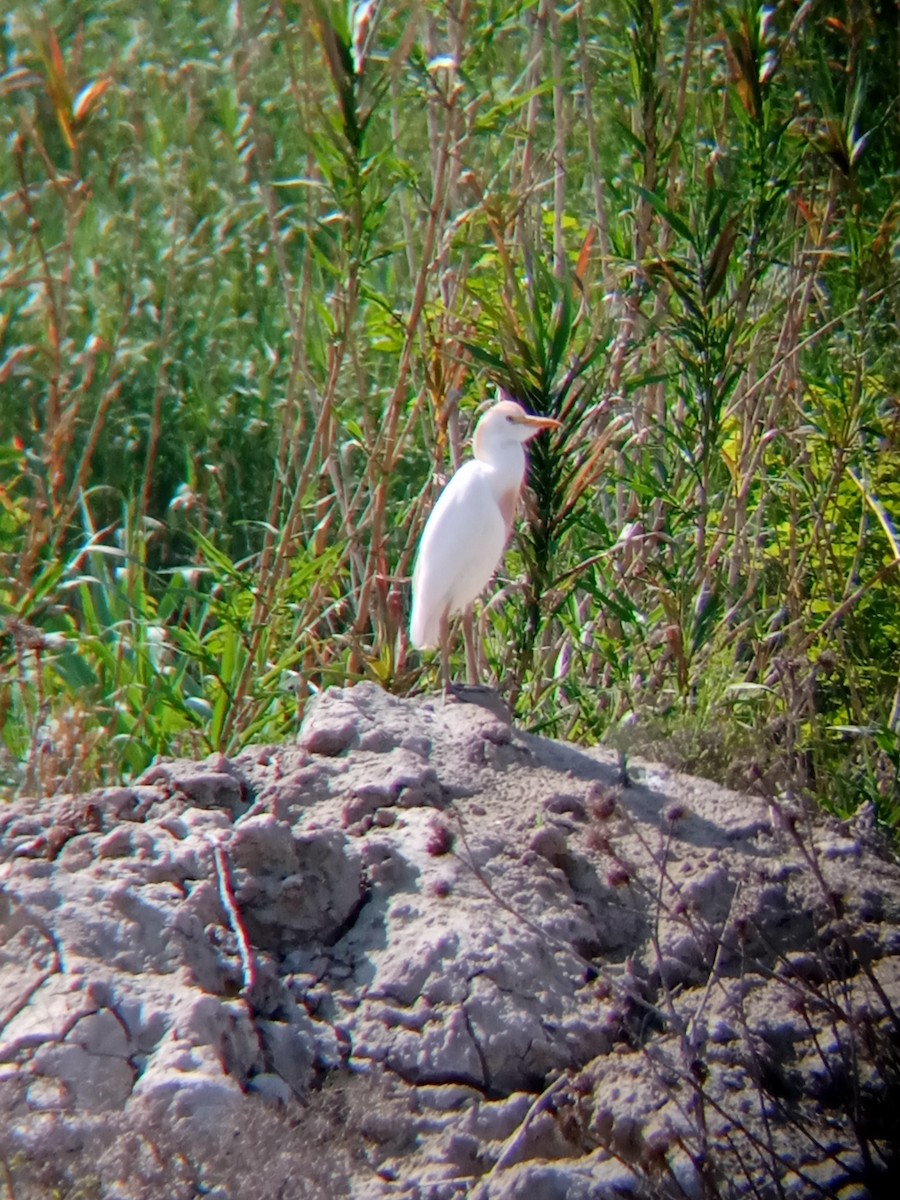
[410, 463, 506, 648]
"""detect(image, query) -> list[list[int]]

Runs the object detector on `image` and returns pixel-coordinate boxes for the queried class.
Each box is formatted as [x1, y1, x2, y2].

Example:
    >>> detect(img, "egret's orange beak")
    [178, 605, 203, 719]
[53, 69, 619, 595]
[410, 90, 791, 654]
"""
[519, 414, 562, 431]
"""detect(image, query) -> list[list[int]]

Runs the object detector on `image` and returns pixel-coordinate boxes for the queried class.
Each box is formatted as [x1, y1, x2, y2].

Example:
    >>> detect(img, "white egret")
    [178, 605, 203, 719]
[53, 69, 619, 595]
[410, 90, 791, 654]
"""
[410, 397, 561, 690]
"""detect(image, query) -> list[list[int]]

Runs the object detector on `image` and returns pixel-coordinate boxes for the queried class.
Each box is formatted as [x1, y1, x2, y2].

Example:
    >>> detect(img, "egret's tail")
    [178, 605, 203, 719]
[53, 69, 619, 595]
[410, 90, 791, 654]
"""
[409, 552, 445, 649]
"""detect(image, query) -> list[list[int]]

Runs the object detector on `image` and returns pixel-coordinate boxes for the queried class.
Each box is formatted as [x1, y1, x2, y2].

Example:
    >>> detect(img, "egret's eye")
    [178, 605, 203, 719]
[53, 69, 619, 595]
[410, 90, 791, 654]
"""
[506, 414, 515, 423]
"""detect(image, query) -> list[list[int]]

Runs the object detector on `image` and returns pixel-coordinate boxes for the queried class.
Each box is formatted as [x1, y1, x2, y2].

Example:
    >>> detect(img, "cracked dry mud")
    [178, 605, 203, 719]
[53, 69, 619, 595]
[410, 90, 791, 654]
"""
[0, 682, 898, 1199]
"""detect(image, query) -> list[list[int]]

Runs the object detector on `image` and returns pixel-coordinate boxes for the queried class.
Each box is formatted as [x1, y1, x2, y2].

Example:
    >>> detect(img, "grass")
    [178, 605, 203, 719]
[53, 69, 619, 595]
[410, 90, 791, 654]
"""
[1, 0, 899, 827]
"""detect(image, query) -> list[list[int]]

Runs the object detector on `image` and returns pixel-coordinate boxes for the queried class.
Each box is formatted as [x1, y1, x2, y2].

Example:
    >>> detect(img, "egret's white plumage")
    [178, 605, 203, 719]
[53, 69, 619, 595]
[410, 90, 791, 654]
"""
[410, 398, 560, 687]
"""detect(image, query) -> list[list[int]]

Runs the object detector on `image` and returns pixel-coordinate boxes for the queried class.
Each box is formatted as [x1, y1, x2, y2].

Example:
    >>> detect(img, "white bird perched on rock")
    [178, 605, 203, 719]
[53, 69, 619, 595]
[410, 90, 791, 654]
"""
[410, 396, 561, 691]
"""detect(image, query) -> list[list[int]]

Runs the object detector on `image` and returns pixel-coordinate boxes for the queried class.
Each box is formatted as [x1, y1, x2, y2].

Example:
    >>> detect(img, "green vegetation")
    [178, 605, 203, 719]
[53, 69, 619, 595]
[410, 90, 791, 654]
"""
[1, 1, 898, 825]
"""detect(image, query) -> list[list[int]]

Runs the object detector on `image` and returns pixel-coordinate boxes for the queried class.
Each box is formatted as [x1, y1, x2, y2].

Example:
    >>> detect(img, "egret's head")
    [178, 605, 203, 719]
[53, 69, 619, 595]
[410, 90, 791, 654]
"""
[474, 398, 561, 458]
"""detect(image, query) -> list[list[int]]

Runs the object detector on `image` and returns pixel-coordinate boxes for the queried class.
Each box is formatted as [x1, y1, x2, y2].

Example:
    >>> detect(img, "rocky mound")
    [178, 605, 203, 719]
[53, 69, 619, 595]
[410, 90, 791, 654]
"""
[0, 683, 898, 1198]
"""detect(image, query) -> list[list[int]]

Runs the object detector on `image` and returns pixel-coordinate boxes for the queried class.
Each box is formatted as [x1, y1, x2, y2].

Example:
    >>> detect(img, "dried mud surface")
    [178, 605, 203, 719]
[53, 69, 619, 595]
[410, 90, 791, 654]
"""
[1, 683, 898, 1198]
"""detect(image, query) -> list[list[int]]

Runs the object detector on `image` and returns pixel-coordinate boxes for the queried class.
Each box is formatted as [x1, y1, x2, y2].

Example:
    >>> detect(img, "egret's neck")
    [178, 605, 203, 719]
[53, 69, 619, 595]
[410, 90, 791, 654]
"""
[473, 437, 527, 495]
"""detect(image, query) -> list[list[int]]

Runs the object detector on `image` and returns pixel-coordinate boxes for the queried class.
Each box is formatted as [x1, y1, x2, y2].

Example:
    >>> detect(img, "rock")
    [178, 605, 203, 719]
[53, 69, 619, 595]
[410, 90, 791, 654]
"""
[248, 1071, 293, 1104]
[528, 824, 569, 866]
[233, 823, 364, 950]
[304, 720, 359, 756]
[483, 1162, 633, 1200]
[139, 756, 250, 815]
[0, 682, 898, 1199]
[31, 1038, 134, 1111]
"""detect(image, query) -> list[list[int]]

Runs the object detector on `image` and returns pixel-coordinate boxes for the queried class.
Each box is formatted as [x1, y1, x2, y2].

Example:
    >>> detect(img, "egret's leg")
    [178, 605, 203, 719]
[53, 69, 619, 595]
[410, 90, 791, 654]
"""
[462, 608, 479, 686]
[439, 610, 451, 696]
